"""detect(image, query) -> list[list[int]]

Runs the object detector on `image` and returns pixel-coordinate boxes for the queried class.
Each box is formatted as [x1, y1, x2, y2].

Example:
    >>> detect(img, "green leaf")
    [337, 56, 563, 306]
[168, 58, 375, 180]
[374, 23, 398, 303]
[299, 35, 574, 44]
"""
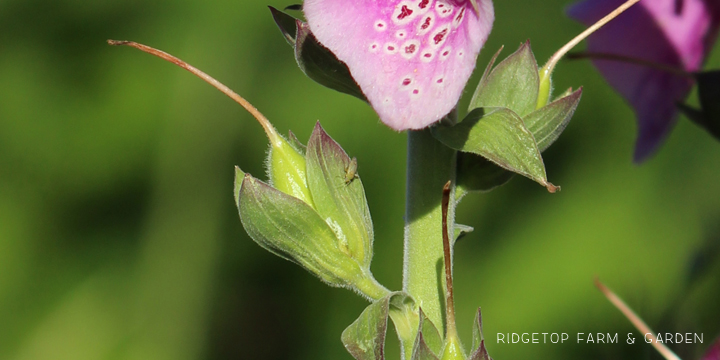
[469, 309, 491, 360]
[237, 173, 365, 287]
[432, 107, 557, 192]
[305, 122, 374, 268]
[469, 41, 540, 117]
[456, 152, 514, 194]
[524, 88, 583, 152]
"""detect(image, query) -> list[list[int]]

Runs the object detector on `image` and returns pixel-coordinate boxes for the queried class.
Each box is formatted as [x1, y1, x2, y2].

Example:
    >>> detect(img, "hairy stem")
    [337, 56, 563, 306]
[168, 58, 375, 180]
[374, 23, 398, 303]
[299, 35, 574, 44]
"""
[404, 129, 457, 334]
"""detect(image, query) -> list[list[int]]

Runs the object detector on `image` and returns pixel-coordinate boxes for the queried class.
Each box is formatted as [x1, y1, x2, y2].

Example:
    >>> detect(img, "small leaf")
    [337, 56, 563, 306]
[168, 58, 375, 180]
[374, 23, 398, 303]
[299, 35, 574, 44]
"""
[306, 122, 374, 268]
[432, 107, 556, 192]
[343, 296, 391, 360]
[524, 88, 583, 152]
[295, 21, 366, 101]
[237, 174, 364, 287]
[456, 152, 514, 193]
[469, 41, 540, 117]
[269, 6, 297, 46]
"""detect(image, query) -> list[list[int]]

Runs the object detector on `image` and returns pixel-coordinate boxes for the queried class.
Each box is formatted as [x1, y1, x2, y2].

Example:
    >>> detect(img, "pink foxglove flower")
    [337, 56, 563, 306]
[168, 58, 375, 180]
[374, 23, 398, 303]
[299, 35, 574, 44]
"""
[568, 0, 720, 162]
[304, 0, 494, 130]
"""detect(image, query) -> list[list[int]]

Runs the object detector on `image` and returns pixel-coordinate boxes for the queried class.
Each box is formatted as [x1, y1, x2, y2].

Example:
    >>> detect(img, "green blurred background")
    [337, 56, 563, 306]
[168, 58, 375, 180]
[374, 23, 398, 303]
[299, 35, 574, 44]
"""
[1, 0, 719, 359]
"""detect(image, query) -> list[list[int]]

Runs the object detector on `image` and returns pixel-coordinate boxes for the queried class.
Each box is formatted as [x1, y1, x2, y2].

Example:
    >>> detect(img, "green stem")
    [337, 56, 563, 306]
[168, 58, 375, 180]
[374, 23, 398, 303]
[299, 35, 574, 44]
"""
[355, 272, 391, 301]
[403, 129, 457, 334]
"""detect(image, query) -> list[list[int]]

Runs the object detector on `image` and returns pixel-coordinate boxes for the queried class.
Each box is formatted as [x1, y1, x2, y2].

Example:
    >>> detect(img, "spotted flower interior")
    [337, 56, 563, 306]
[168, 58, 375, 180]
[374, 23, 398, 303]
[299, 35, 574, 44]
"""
[304, 0, 494, 130]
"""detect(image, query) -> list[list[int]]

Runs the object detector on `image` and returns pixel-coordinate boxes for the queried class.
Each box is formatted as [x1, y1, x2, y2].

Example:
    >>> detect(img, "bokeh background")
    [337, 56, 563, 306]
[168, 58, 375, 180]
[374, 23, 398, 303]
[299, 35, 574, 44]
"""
[1, 0, 719, 359]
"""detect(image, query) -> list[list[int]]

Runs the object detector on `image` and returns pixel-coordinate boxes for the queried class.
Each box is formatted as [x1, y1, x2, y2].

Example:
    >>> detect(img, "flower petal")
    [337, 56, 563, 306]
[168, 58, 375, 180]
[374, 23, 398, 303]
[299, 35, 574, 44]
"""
[304, 0, 494, 130]
[568, 0, 720, 162]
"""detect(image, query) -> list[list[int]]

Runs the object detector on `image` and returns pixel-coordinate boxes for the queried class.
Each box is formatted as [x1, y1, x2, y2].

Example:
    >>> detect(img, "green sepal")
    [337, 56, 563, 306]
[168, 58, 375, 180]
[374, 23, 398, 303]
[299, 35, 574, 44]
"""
[468, 308, 491, 360]
[524, 88, 583, 152]
[288, 129, 307, 155]
[432, 107, 557, 192]
[269, 6, 297, 46]
[268, 7, 366, 101]
[236, 173, 365, 288]
[306, 122, 374, 268]
[234, 166, 245, 207]
[469, 41, 540, 118]
[412, 332, 441, 360]
[411, 308, 443, 360]
[343, 293, 429, 360]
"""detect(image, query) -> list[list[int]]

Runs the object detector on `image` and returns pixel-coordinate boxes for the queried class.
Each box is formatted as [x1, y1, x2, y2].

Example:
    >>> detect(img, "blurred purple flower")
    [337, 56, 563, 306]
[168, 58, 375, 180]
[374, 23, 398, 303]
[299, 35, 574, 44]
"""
[704, 337, 720, 360]
[304, 0, 494, 130]
[568, 0, 720, 162]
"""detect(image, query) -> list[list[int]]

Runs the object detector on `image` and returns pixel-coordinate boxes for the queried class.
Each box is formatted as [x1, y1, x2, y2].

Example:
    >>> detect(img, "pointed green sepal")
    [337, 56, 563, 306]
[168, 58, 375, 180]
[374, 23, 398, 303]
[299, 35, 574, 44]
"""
[306, 122, 374, 269]
[237, 173, 365, 287]
[468, 308, 491, 360]
[524, 88, 583, 152]
[469, 41, 540, 118]
[432, 107, 557, 192]
[410, 308, 443, 360]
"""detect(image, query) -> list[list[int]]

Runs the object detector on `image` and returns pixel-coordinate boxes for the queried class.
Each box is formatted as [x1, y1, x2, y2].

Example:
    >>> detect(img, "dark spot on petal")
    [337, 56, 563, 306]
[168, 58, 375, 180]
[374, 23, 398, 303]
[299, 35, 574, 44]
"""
[443, 50, 449, 56]
[437, 78, 443, 83]
[402, 78, 412, 86]
[405, 44, 417, 54]
[434, 28, 448, 44]
[424, 53, 432, 58]
[398, 5, 413, 20]
[388, 45, 396, 51]
[421, 17, 432, 30]
[412, 89, 419, 94]
[419, 0, 430, 9]
[455, 8, 464, 22]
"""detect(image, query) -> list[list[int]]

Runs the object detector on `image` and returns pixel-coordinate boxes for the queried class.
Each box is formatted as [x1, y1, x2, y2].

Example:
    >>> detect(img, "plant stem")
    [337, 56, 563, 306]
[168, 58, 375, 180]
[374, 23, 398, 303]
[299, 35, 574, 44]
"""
[107, 40, 283, 147]
[404, 129, 457, 334]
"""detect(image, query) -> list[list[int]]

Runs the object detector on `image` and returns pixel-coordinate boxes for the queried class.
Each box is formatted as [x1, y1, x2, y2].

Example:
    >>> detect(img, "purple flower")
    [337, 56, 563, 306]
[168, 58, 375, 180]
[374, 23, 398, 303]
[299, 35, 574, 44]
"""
[568, 0, 720, 162]
[704, 338, 720, 360]
[304, 0, 494, 130]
